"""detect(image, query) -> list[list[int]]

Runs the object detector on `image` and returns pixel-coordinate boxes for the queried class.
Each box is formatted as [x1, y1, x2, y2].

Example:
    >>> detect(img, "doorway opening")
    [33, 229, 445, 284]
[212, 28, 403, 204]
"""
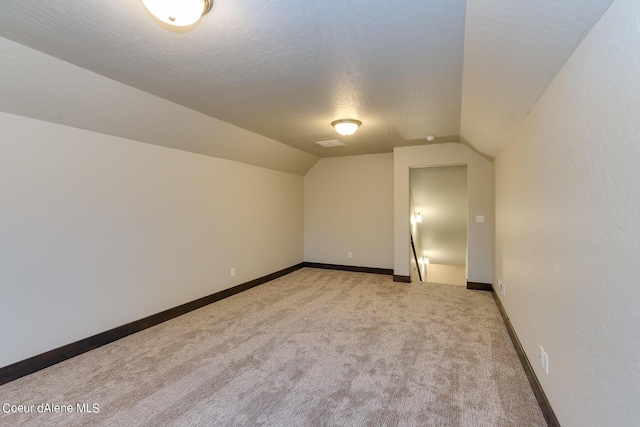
[409, 165, 468, 286]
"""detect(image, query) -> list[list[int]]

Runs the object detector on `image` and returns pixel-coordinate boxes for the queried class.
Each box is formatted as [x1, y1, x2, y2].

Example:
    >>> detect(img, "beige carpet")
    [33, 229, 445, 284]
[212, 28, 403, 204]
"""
[0, 268, 546, 426]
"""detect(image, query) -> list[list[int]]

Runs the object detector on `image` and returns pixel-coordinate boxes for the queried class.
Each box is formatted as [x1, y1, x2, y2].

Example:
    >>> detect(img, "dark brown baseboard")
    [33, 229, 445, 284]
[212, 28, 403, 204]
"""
[0, 263, 305, 386]
[492, 293, 560, 427]
[467, 281, 493, 291]
[302, 262, 408, 283]
[303, 262, 393, 276]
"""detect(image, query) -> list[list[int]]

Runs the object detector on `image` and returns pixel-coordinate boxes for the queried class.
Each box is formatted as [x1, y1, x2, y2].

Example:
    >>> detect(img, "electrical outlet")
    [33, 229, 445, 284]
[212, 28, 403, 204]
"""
[348, 252, 353, 259]
[230, 268, 236, 277]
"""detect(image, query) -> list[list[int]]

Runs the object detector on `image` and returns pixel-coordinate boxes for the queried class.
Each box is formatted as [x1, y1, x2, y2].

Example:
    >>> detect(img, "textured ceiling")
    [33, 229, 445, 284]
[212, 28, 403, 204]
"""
[461, 0, 613, 157]
[0, 0, 613, 162]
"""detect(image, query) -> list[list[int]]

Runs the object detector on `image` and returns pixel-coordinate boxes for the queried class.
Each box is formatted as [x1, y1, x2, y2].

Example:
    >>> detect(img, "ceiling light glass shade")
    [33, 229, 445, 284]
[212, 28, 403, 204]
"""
[415, 212, 423, 222]
[331, 119, 362, 136]
[141, 0, 212, 27]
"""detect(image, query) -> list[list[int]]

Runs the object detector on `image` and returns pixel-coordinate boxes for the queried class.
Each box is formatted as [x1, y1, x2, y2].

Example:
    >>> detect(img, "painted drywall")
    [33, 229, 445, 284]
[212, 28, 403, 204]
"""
[410, 165, 468, 267]
[304, 154, 394, 269]
[0, 112, 303, 368]
[394, 143, 493, 283]
[425, 264, 466, 287]
[494, 0, 640, 425]
[0, 37, 318, 176]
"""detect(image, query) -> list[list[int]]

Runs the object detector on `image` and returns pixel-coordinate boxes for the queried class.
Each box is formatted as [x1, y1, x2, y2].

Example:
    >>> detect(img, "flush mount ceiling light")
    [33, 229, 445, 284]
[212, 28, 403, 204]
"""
[331, 119, 362, 136]
[141, 0, 212, 27]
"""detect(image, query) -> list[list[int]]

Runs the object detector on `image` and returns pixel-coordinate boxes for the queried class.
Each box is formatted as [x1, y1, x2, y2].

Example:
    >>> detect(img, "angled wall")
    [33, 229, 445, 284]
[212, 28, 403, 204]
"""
[0, 37, 312, 369]
[0, 37, 319, 176]
[0, 112, 303, 368]
[494, 0, 640, 425]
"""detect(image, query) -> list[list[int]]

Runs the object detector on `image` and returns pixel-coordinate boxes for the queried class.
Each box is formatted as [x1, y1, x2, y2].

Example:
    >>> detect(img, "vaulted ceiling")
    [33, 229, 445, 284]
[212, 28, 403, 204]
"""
[0, 0, 613, 161]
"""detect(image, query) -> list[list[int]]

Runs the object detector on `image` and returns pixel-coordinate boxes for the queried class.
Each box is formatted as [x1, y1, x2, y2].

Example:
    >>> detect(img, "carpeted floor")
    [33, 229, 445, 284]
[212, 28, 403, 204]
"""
[0, 268, 546, 426]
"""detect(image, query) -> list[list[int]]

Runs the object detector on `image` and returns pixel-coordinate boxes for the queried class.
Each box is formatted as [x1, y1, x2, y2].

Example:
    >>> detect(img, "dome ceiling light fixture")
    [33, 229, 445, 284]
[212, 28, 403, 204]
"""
[141, 0, 213, 27]
[331, 119, 362, 136]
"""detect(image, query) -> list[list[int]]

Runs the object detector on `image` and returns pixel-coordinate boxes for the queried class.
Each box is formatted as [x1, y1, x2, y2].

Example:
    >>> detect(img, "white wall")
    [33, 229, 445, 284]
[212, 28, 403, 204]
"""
[0, 112, 303, 368]
[494, 0, 640, 425]
[394, 144, 494, 282]
[304, 154, 394, 269]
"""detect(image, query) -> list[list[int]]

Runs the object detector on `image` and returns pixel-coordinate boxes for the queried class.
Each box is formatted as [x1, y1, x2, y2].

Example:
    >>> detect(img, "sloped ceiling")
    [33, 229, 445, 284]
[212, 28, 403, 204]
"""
[0, 0, 613, 168]
[461, 0, 614, 157]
